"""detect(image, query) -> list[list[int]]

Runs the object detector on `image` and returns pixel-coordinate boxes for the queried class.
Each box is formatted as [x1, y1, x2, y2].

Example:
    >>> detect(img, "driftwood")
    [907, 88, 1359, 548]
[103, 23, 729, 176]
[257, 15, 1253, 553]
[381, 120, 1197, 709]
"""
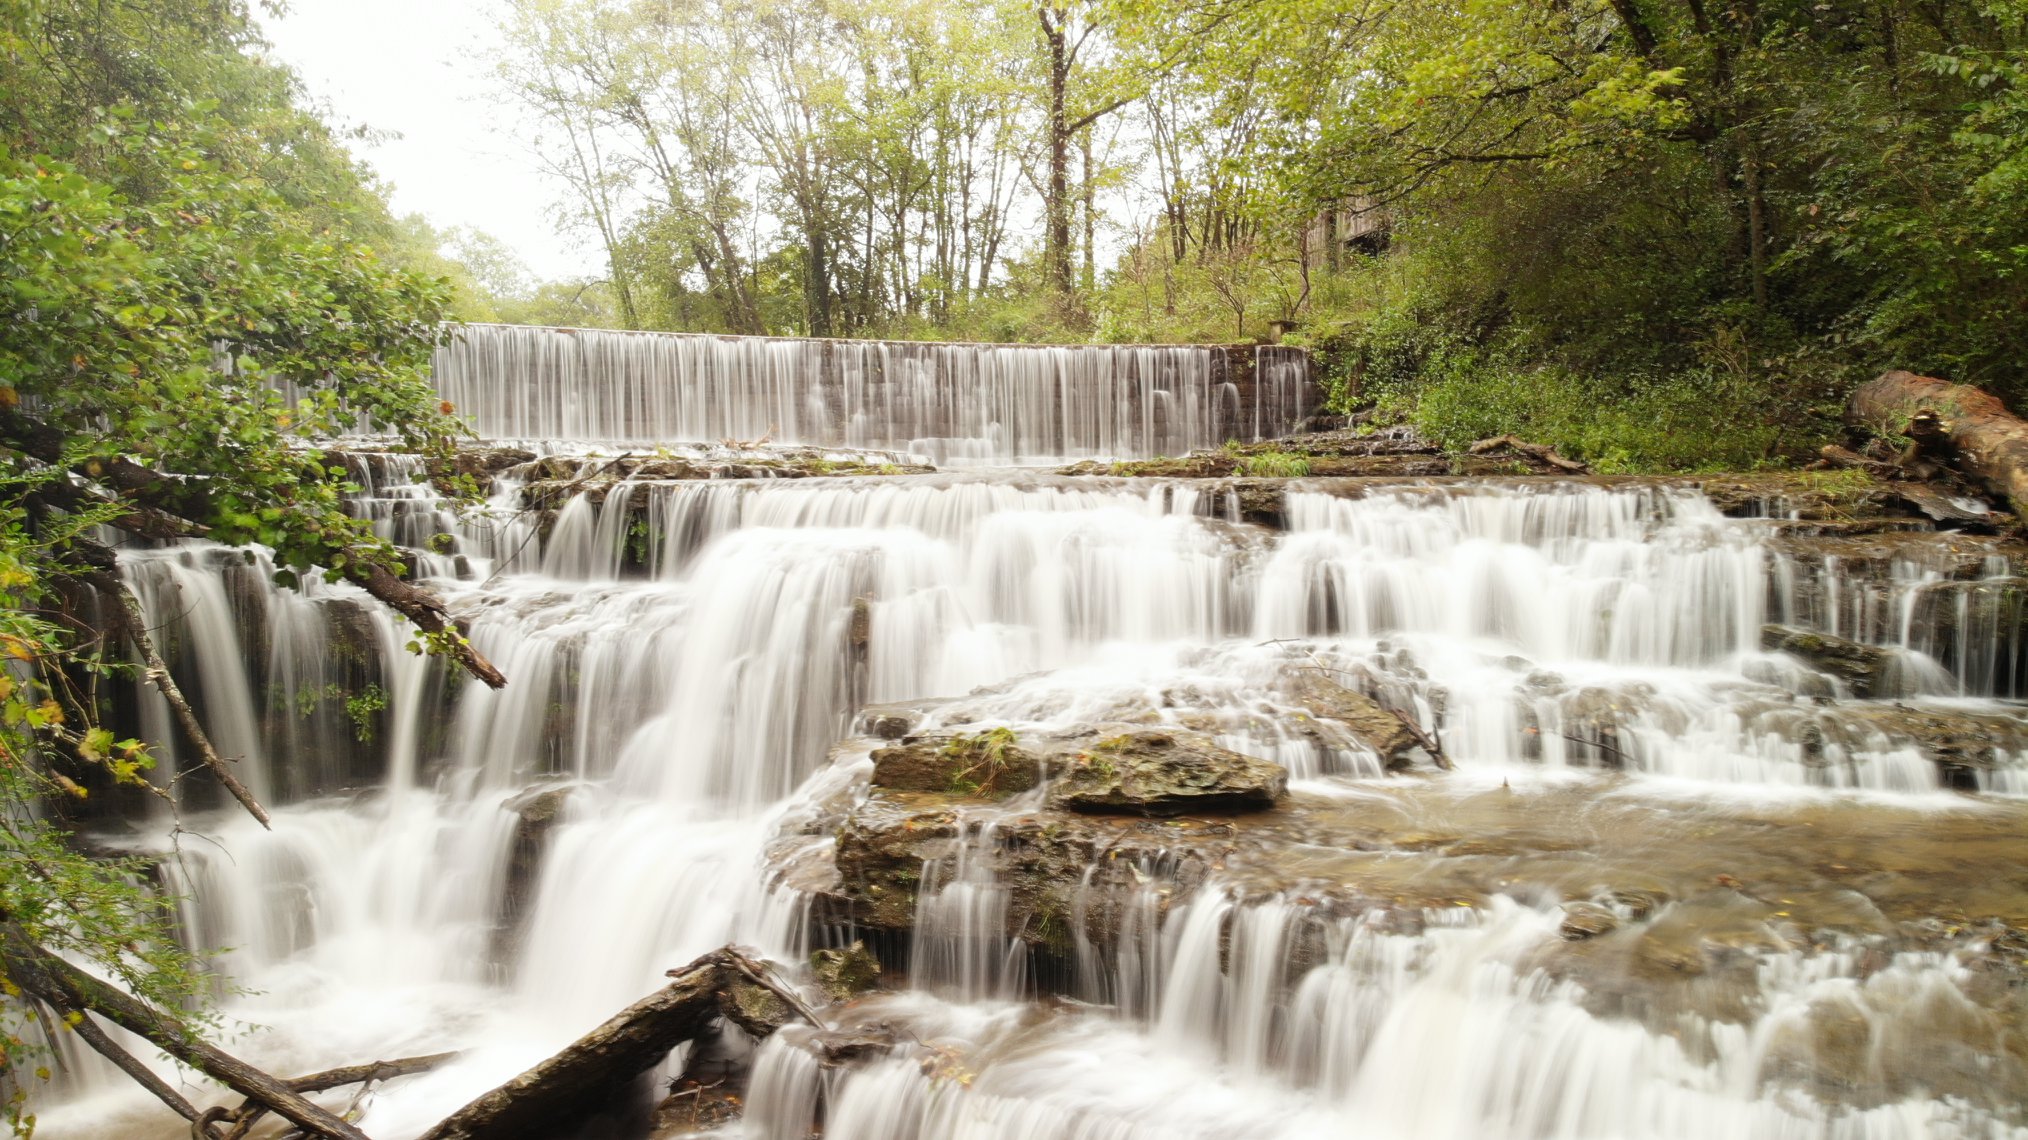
[0, 917, 368, 1140]
[1466, 434, 1590, 474]
[418, 947, 812, 1140]
[1, 929, 818, 1140]
[215, 1053, 462, 1140]
[1811, 443, 1901, 479]
[1387, 708, 1453, 771]
[1849, 371, 2028, 515]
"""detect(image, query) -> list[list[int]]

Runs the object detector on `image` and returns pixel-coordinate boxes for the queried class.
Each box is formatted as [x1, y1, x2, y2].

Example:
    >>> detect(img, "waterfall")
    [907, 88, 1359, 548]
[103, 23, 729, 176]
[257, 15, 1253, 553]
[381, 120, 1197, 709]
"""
[429, 324, 1310, 461]
[34, 350, 2028, 1140]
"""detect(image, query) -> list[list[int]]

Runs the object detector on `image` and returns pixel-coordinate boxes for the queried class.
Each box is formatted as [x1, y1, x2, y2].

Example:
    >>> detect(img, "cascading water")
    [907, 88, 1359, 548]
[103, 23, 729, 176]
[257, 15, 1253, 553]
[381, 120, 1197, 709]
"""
[32, 347, 2028, 1139]
[429, 324, 1302, 461]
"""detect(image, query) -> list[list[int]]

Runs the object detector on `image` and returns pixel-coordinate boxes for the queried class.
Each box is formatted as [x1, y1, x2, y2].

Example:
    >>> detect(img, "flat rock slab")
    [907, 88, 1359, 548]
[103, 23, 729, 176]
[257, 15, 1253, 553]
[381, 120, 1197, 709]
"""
[1047, 730, 1287, 816]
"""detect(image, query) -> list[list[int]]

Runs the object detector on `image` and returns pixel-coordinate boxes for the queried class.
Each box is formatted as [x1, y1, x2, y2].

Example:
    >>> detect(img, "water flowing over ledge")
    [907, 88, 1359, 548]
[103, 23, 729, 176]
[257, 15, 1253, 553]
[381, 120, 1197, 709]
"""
[428, 324, 1316, 462]
[39, 447, 2028, 1139]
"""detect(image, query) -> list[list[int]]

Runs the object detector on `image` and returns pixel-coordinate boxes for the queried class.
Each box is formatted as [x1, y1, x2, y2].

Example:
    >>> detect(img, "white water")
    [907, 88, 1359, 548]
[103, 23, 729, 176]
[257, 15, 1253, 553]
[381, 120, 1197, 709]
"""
[431, 324, 1306, 462]
[33, 450, 2028, 1136]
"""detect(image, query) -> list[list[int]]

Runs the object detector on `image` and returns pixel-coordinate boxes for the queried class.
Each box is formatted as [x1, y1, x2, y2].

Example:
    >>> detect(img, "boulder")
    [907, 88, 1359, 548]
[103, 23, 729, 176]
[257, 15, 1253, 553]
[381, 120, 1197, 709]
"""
[1285, 672, 1420, 768]
[1761, 625, 1898, 698]
[870, 727, 1042, 798]
[1047, 730, 1287, 816]
[809, 941, 881, 1000]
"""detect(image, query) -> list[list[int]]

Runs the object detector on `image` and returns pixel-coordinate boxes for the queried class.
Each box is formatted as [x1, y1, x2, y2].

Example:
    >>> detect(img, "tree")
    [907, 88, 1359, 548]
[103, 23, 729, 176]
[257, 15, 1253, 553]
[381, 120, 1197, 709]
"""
[0, 3, 510, 1126]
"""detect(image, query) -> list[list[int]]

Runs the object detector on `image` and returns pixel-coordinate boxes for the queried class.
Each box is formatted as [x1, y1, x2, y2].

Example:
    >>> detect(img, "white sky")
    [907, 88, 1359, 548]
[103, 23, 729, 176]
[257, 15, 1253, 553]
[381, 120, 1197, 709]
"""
[258, 0, 602, 280]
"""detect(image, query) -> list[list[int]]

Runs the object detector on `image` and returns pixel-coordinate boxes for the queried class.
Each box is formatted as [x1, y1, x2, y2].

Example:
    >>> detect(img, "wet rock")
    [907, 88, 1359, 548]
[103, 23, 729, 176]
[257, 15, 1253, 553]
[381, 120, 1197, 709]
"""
[862, 712, 916, 740]
[1226, 479, 1287, 528]
[1761, 625, 1897, 698]
[1560, 901, 1621, 941]
[1888, 481, 2000, 527]
[1047, 731, 1287, 816]
[718, 974, 795, 1039]
[807, 1026, 902, 1066]
[832, 796, 962, 930]
[827, 788, 1231, 954]
[438, 447, 538, 495]
[494, 784, 573, 961]
[810, 941, 882, 1000]
[1305, 455, 1453, 477]
[870, 727, 1043, 798]
[648, 1072, 744, 1138]
[1099, 456, 1239, 478]
[1608, 889, 1667, 919]
[1284, 672, 1420, 768]
[848, 596, 871, 657]
[1690, 471, 1911, 521]
[1836, 703, 2028, 782]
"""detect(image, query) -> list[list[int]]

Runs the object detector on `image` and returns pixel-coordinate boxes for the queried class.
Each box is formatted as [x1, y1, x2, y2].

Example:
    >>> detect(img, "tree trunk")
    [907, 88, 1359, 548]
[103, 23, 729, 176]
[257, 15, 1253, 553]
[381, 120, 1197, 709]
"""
[418, 950, 757, 1140]
[1081, 130, 1096, 291]
[1848, 371, 2028, 514]
[1040, 7, 1074, 296]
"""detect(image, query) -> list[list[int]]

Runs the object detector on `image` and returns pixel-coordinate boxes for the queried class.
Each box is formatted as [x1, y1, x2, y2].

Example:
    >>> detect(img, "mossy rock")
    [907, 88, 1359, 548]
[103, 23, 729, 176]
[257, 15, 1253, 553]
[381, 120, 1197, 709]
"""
[870, 727, 1040, 798]
[1049, 730, 1287, 816]
[810, 941, 882, 1000]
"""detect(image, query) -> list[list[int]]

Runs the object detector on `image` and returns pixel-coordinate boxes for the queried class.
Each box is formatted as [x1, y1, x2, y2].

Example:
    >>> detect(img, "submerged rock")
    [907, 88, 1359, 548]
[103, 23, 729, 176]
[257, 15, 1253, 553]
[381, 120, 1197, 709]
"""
[1560, 901, 1621, 941]
[1048, 730, 1287, 816]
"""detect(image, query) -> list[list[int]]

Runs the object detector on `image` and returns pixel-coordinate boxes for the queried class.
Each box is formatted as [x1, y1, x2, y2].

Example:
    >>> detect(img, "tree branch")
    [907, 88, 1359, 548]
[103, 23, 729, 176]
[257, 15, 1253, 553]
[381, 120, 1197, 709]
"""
[79, 561, 272, 829]
[0, 916, 368, 1140]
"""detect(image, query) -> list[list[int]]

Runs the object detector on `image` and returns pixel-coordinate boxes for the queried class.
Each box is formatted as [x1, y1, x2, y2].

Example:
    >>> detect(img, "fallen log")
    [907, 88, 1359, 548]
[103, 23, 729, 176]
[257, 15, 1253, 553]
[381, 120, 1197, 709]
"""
[419, 948, 809, 1140]
[219, 1053, 462, 1140]
[1466, 434, 1590, 474]
[0, 918, 368, 1140]
[1849, 371, 2028, 515]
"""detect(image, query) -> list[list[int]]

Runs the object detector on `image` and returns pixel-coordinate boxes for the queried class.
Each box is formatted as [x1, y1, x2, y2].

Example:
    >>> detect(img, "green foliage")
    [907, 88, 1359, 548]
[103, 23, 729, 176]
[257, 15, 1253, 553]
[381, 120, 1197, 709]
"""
[1237, 449, 1312, 478]
[1405, 349, 1807, 473]
[0, 4, 492, 1126]
[344, 685, 388, 745]
[940, 727, 1021, 795]
[0, 514, 213, 1127]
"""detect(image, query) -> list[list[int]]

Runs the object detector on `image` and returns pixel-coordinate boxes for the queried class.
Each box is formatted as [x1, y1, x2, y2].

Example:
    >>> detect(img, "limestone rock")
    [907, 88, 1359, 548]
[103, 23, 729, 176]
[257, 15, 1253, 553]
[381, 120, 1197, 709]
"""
[870, 727, 1042, 798]
[1047, 730, 1287, 816]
